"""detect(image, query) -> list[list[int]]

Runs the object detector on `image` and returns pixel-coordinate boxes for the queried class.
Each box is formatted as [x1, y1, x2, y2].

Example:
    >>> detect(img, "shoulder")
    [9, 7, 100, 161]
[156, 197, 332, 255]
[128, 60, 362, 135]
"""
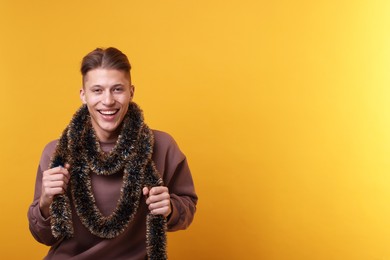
[39, 140, 58, 171]
[152, 130, 176, 148]
[43, 140, 58, 155]
[151, 129, 185, 162]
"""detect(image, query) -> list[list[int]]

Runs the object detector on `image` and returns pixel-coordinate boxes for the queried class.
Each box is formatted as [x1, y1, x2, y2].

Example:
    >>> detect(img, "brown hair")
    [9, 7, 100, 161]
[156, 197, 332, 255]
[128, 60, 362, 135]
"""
[81, 47, 131, 84]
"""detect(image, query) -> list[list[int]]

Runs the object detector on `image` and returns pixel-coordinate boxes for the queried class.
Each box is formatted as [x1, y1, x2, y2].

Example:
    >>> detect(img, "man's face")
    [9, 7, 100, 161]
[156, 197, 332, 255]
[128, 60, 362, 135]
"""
[80, 68, 134, 142]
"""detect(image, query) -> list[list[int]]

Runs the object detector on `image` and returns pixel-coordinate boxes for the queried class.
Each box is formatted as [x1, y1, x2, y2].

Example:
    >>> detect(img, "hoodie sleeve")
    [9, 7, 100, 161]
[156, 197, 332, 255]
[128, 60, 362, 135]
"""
[27, 140, 60, 246]
[152, 131, 198, 231]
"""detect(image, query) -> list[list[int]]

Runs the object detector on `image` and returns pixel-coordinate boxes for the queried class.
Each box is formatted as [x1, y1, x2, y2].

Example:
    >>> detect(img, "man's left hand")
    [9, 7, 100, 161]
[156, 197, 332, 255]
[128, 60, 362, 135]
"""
[143, 186, 172, 218]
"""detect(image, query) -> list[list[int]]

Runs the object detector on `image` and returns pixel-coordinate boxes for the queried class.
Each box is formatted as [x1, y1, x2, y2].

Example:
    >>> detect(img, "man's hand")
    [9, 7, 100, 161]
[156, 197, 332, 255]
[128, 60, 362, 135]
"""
[39, 164, 71, 218]
[143, 186, 172, 218]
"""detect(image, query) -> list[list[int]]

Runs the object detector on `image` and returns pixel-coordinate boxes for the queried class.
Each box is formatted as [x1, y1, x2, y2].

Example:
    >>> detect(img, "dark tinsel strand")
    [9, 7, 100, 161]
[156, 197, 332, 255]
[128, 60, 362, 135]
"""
[146, 214, 167, 260]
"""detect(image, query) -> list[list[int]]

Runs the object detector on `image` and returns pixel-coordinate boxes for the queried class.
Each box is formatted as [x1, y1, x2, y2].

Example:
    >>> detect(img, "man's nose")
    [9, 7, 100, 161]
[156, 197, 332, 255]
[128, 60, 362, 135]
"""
[102, 91, 115, 105]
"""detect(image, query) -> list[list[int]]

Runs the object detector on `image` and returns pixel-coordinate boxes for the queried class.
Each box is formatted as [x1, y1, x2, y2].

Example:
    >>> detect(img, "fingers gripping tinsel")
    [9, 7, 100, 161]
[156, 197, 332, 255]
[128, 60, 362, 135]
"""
[49, 102, 168, 259]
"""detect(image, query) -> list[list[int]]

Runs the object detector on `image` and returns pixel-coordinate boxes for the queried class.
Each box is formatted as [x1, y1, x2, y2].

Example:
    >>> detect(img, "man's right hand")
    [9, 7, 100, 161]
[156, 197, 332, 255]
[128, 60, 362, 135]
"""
[39, 164, 71, 218]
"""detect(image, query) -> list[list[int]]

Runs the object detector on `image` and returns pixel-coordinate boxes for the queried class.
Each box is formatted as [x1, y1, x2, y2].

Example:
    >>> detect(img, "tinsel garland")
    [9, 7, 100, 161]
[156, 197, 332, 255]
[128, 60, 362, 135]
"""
[49, 102, 167, 260]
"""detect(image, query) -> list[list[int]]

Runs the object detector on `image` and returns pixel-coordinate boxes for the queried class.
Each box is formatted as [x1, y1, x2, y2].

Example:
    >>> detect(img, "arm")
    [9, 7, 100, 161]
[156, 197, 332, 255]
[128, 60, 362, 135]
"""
[27, 165, 58, 246]
[149, 131, 198, 231]
[27, 141, 69, 246]
[165, 157, 197, 231]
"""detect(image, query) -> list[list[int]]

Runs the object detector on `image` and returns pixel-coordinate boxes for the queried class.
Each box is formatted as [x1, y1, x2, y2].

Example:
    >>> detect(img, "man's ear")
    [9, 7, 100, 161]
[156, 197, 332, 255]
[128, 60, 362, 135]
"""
[130, 85, 135, 99]
[80, 88, 87, 104]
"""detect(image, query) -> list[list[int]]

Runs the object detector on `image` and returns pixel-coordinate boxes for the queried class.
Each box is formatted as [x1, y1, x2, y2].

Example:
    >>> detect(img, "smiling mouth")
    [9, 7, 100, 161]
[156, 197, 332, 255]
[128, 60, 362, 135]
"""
[98, 110, 119, 116]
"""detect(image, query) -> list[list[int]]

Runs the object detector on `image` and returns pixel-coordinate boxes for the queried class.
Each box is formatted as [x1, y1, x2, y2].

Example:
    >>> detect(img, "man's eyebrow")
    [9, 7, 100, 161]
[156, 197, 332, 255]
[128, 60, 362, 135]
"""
[89, 83, 125, 88]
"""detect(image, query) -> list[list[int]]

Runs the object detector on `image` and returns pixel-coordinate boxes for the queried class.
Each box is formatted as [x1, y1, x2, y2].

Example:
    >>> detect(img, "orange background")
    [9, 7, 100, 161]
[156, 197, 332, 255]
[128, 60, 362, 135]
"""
[1, 1, 390, 259]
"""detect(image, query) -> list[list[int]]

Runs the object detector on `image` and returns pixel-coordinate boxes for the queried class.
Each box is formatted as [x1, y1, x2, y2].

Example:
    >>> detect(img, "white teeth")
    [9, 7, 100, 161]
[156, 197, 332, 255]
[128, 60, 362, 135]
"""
[100, 110, 117, 115]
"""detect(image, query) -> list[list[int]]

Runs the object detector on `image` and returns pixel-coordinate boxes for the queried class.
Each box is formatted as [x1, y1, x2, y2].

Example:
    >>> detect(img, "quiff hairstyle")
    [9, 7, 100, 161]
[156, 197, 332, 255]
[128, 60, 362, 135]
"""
[80, 47, 131, 85]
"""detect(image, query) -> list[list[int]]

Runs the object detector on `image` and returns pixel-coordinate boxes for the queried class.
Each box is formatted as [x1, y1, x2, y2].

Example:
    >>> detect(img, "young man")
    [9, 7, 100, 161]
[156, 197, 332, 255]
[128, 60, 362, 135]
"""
[28, 47, 198, 259]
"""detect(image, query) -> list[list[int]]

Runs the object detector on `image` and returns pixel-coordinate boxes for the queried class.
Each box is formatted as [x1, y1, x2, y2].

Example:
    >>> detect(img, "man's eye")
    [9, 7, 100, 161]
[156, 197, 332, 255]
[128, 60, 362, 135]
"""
[114, 88, 123, 92]
[93, 89, 102, 93]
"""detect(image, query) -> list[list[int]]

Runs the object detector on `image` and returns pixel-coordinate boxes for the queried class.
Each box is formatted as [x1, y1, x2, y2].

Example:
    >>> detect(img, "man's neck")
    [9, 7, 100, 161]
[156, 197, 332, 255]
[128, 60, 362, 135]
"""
[96, 132, 119, 144]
